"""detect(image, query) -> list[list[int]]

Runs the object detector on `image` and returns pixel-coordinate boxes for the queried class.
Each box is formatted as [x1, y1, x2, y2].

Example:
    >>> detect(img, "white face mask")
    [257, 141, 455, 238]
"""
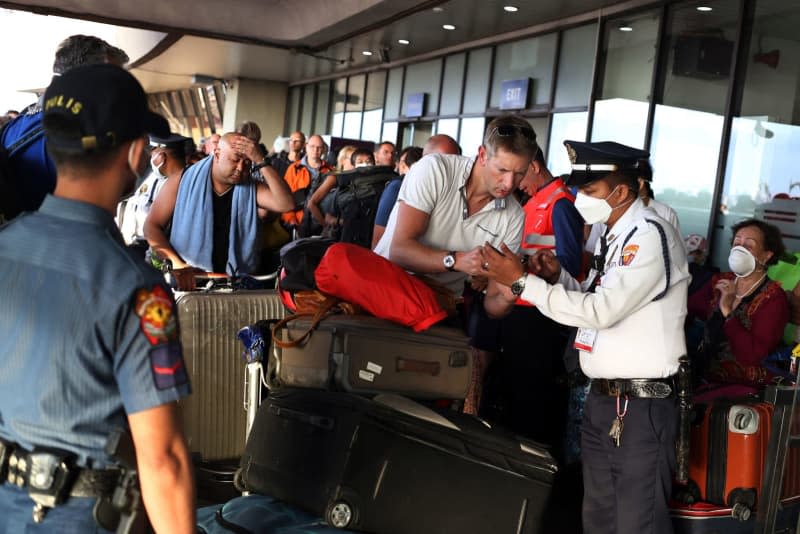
[150, 152, 166, 179]
[728, 245, 757, 277]
[574, 186, 620, 225]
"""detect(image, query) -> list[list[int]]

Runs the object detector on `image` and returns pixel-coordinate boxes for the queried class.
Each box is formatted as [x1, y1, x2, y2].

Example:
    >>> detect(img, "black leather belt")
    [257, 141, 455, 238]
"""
[590, 377, 675, 399]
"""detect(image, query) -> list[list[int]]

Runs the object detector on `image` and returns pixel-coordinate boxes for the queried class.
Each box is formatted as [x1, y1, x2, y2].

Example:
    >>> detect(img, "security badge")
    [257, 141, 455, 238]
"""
[574, 327, 597, 352]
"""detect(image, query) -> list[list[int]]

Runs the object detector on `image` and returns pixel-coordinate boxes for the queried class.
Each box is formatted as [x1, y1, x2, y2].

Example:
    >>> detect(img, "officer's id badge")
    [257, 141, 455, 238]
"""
[149, 342, 188, 390]
[621, 244, 639, 266]
[574, 327, 597, 353]
[134, 285, 178, 345]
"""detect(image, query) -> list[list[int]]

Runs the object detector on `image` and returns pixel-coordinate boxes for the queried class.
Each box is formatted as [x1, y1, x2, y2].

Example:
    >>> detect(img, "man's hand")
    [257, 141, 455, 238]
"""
[480, 242, 525, 287]
[455, 246, 487, 276]
[528, 249, 562, 284]
[229, 134, 264, 164]
[469, 274, 489, 292]
[172, 266, 205, 291]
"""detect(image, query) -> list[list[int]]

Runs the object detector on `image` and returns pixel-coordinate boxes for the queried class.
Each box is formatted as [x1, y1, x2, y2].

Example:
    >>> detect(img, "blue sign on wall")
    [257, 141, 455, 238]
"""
[406, 92, 426, 117]
[499, 78, 531, 110]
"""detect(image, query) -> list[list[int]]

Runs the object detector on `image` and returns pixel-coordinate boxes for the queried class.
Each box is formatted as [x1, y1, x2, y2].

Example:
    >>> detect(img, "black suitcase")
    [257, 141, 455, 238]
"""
[238, 388, 557, 534]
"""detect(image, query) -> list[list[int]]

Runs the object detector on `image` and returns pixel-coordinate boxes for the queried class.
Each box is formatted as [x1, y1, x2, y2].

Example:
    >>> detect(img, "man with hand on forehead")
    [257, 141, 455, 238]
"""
[145, 131, 293, 289]
[481, 140, 689, 534]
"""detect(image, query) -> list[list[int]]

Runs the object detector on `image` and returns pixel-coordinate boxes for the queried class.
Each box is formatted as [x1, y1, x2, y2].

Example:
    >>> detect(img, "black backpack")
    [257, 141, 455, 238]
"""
[0, 120, 44, 224]
[330, 165, 396, 248]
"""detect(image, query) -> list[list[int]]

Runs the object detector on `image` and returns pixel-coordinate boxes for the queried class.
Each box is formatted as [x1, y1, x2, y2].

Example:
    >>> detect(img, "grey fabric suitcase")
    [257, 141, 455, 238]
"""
[270, 314, 472, 399]
[177, 289, 285, 461]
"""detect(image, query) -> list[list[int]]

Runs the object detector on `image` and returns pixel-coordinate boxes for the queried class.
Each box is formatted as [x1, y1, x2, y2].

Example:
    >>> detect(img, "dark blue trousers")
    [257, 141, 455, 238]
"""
[0, 484, 113, 533]
[581, 392, 678, 534]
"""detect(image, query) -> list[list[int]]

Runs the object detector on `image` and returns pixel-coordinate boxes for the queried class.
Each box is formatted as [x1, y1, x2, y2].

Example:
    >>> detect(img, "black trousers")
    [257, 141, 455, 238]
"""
[581, 392, 678, 534]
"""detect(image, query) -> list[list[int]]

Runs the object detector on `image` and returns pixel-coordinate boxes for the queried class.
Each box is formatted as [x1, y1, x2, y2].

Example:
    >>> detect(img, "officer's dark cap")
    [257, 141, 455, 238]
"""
[150, 133, 192, 151]
[43, 63, 169, 154]
[563, 140, 651, 187]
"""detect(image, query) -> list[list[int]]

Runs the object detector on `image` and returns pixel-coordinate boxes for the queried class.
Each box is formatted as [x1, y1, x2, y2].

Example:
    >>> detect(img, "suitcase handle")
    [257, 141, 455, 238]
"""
[396, 358, 440, 376]
[269, 405, 335, 430]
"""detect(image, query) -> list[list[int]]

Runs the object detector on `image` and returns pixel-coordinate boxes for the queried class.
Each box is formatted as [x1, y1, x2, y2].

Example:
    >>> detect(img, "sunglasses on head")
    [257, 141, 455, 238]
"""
[490, 124, 536, 142]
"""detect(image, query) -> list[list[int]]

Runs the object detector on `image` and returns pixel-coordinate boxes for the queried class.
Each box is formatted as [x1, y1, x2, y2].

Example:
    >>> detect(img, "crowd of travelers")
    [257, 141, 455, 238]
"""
[0, 32, 797, 534]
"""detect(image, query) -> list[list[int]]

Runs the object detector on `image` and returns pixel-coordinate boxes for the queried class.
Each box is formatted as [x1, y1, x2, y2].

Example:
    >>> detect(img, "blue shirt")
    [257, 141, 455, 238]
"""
[0, 195, 191, 468]
[551, 197, 584, 279]
[1, 110, 56, 212]
[374, 177, 402, 227]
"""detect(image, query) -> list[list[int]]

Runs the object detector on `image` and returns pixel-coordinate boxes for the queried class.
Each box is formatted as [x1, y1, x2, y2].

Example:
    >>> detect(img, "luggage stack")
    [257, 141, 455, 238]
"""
[670, 388, 800, 533]
[232, 306, 559, 533]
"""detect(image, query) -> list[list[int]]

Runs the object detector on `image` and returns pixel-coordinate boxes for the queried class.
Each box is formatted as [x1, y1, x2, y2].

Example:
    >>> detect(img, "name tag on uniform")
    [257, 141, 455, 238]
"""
[574, 327, 597, 353]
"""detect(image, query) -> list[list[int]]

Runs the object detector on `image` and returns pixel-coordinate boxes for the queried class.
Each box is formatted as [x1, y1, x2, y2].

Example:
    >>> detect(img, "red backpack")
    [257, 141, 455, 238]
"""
[314, 243, 449, 332]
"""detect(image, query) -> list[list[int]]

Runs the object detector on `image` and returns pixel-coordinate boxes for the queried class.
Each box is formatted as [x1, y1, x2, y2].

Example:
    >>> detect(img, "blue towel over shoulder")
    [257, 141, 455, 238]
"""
[170, 155, 259, 274]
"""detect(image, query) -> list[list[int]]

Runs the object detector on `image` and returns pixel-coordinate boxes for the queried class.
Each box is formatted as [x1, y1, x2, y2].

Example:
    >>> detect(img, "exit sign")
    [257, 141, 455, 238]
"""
[499, 79, 531, 110]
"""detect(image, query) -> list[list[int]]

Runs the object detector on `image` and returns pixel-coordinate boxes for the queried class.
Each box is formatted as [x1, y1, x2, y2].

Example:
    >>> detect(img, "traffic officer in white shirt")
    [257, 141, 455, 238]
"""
[118, 133, 191, 256]
[481, 140, 689, 534]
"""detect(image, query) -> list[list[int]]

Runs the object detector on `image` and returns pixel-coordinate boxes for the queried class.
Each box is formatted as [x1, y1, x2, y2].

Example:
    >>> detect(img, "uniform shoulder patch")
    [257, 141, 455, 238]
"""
[134, 285, 178, 345]
[621, 244, 639, 266]
[149, 341, 188, 390]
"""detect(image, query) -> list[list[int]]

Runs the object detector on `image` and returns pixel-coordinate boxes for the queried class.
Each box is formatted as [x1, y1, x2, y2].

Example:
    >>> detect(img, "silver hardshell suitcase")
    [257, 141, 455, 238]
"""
[177, 289, 285, 461]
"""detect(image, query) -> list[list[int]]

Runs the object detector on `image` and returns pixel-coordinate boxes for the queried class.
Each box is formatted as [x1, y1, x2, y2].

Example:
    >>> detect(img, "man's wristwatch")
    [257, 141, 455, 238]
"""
[443, 251, 457, 272]
[252, 156, 272, 170]
[510, 274, 527, 296]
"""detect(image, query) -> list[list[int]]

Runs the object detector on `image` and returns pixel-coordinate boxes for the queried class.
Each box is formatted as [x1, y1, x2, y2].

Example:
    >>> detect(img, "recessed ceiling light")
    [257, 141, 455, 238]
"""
[362, 50, 373, 56]
[696, 6, 713, 11]
[433, 6, 444, 12]
[504, 5, 518, 12]
[618, 25, 633, 32]
[442, 24, 456, 30]
[398, 39, 410, 45]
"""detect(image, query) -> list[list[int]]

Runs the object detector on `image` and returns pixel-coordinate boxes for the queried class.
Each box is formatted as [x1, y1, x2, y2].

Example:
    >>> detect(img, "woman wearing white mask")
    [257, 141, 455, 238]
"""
[688, 219, 788, 385]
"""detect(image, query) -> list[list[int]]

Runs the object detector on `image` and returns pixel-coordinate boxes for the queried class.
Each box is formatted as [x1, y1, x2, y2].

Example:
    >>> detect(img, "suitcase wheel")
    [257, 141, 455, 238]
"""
[326, 500, 354, 529]
[731, 502, 751, 522]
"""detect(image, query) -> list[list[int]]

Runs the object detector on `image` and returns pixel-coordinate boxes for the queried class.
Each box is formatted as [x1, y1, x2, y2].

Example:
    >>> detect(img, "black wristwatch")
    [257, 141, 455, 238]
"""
[510, 274, 527, 296]
[253, 155, 272, 171]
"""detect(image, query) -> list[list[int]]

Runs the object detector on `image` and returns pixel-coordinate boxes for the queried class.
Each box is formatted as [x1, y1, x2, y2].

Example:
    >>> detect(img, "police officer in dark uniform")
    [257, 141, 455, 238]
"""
[0, 64, 195, 532]
[482, 141, 690, 534]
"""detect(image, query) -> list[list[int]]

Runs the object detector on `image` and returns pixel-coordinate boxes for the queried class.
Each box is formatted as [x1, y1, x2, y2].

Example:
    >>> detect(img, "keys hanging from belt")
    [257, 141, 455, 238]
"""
[608, 394, 629, 447]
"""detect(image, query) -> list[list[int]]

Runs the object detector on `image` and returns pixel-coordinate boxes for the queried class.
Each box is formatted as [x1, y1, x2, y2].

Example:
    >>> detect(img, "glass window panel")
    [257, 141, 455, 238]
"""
[330, 78, 347, 137]
[459, 117, 485, 157]
[712, 0, 800, 266]
[381, 121, 398, 146]
[343, 75, 365, 138]
[361, 72, 386, 142]
[491, 34, 557, 109]
[651, 0, 736, 242]
[463, 48, 492, 113]
[661, 2, 736, 115]
[592, 10, 660, 145]
[287, 86, 301, 133]
[300, 84, 315, 135]
[402, 60, 442, 117]
[547, 112, 589, 176]
[436, 118, 460, 140]
[650, 105, 724, 235]
[384, 67, 403, 120]
[314, 81, 331, 135]
[526, 117, 549, 161]
[555, 24, 598, 109]
[591, 98, 649, 147]
[441, 54, 466, 116]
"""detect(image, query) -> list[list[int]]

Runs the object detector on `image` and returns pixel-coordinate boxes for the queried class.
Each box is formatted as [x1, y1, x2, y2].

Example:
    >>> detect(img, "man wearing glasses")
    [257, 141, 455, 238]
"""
[374, 114, 535, 414]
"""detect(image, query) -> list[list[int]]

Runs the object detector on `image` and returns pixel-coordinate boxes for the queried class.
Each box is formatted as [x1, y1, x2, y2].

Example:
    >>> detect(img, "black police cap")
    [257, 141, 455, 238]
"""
[43, 63, 169, 154]
[563, 140, 651, 187]
[150, 133, 192, 150]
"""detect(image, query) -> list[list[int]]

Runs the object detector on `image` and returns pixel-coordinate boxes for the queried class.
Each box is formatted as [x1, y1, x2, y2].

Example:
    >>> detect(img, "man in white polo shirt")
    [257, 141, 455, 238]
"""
[374, 114, 536, 413]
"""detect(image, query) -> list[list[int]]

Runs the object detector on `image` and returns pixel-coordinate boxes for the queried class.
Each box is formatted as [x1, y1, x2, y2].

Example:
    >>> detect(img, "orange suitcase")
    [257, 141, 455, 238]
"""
[688, 400, 773, 514]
